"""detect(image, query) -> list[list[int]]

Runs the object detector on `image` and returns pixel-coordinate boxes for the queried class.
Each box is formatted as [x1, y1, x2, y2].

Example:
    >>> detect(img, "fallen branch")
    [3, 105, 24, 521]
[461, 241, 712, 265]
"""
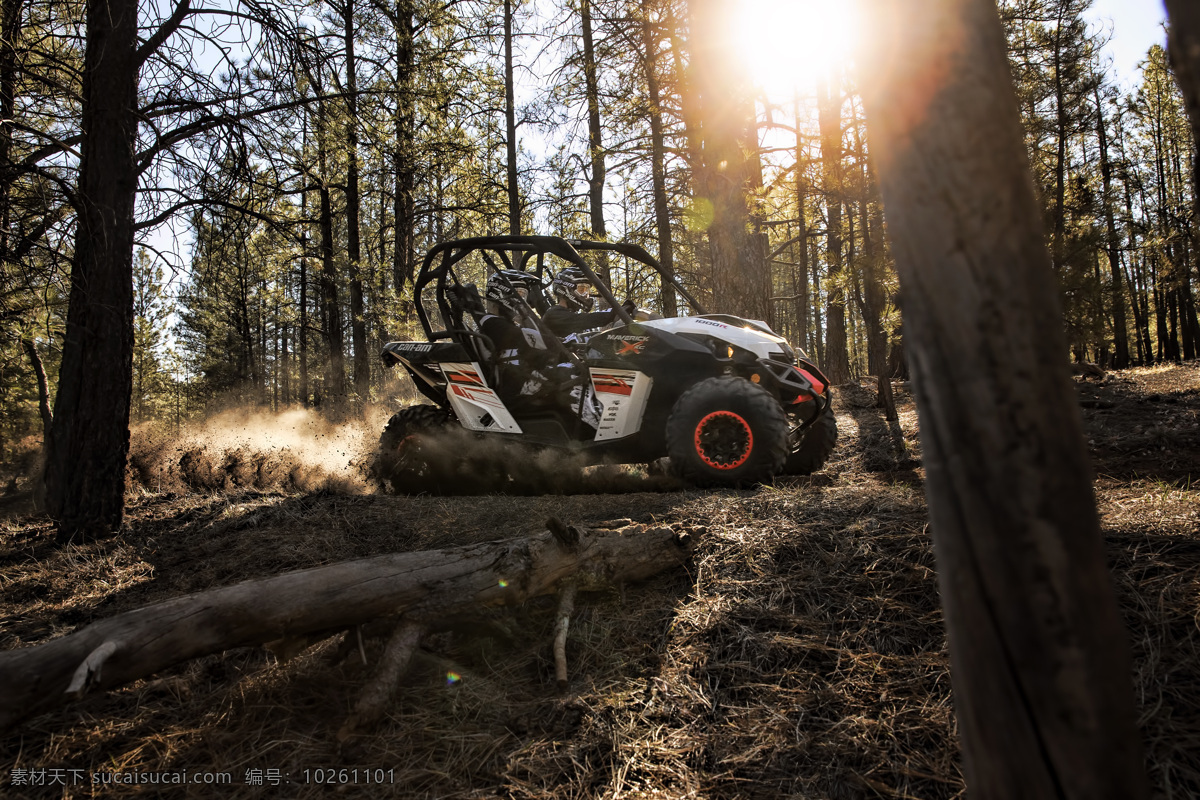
[553, 582, 578, 691]
[338, 621, 425, 740]
[0, 519, 697, 729]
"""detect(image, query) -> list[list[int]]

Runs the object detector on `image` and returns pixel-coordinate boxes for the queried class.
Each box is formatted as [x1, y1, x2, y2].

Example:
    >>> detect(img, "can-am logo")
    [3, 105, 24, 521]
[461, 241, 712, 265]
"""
[396, 343, 433, 352]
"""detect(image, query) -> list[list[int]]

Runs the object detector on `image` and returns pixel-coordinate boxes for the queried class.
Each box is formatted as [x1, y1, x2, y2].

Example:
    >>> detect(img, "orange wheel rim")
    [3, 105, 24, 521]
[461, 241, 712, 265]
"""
[694, 411, 753, 470]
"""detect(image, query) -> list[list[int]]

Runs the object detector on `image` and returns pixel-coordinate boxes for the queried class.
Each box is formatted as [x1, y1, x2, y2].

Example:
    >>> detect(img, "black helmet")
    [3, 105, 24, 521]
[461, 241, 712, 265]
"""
[551, 266, 595, 312]
[485, 269, 537, 316]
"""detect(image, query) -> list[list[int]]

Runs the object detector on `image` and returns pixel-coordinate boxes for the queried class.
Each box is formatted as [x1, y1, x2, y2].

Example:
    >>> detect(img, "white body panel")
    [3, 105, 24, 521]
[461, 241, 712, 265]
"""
[590, 368, 653, 441]
[440, 362, 523, 433]
[638, 316, 788, 360]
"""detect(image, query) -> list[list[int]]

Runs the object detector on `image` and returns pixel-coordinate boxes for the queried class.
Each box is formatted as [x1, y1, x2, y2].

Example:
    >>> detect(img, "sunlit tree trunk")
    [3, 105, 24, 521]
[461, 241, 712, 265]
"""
[792, 94, 810, 353]
[819, 71, 849, 383]
[687, 0, 770, 322]
[639, 0, 676, 317]
[859, 0, 1148, 795]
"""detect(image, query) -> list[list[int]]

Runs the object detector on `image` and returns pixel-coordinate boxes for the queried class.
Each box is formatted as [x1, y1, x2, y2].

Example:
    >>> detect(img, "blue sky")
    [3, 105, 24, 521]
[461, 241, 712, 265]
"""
[1085, 0, 1167, 87]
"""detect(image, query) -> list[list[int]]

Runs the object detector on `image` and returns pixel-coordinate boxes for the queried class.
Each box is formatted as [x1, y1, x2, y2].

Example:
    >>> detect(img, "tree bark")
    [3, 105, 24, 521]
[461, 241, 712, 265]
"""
[344, 0, 369, 399]
[317, 98, 345, 401]
[819, 72, 850, 383]
[0, 0, 22, 266]
[21, 337, 53, 437]
[1164, 1, 1200, 359]
[687, 0, 770, 323]
[792, 94, 810, 354]
[859, 1, 1148, 797]
[580, 0, 610, 284]
[0, 520, 696, 729]
[640, 0, 677, 317]
[44, 0, 141, 540]
[503, 0, 521, 235]
[1095, 86, 1130, 369]
[392, 0, 417, 305]
[1165, 1, 1200, 176]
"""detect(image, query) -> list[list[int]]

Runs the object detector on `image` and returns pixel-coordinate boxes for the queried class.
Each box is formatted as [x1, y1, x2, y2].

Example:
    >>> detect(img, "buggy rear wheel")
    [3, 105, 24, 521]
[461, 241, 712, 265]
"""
[377, 405, 455, 493]
[666, 377, 788, 488]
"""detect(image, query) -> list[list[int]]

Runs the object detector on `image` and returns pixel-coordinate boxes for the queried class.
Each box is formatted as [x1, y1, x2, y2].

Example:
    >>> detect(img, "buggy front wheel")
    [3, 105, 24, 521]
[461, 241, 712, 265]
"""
[666, 377, 788, 488]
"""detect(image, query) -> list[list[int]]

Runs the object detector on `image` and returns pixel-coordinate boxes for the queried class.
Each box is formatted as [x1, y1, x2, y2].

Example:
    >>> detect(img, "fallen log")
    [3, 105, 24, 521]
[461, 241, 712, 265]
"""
[0, 519, 697, 730]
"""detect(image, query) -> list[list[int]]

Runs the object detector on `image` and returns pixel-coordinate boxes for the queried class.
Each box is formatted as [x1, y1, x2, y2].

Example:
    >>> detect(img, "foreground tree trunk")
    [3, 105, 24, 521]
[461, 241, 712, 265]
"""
[44, 0, 141, 540]
[0, 520, 696, 729]
[859, 1, 1148, 797]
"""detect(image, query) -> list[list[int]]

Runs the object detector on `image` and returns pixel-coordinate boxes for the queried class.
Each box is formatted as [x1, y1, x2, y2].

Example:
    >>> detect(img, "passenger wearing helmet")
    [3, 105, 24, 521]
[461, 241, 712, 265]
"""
[479, 270, 553, 399]
[543, 266, 635, 339]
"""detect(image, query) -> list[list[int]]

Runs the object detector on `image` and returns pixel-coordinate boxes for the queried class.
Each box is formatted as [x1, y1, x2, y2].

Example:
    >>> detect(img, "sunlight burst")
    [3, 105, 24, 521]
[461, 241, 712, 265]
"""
[731, 0, 859, 97]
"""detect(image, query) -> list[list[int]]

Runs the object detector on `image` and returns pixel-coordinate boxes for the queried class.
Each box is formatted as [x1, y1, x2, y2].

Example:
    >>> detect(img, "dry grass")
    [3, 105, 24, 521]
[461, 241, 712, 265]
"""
[1, 367, 1198, 798]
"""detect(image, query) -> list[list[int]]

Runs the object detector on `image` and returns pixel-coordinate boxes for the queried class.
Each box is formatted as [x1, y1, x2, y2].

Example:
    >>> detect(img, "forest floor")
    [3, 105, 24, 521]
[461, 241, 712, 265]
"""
[1, 362, 1198, 799]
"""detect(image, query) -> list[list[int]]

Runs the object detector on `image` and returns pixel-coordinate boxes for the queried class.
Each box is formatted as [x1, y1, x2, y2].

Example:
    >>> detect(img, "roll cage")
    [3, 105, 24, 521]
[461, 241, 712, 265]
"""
[412, 235, 706, 349]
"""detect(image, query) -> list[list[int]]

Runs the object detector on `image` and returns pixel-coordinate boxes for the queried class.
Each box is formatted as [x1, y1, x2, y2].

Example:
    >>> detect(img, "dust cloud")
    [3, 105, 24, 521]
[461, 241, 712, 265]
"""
[127, 406, 683, 497]
[128, 407, 389, 495]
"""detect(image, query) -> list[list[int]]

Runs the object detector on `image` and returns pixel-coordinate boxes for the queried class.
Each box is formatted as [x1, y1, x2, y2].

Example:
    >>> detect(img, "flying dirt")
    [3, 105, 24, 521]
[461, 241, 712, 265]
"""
[125, 407, 389, 496]
[122, 405, 685, 497]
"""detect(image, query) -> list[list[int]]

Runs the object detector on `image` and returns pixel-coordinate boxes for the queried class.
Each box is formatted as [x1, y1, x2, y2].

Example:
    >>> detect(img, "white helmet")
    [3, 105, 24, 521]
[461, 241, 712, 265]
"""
[551, 266, 594, 312]
[485, 270, 537, 317]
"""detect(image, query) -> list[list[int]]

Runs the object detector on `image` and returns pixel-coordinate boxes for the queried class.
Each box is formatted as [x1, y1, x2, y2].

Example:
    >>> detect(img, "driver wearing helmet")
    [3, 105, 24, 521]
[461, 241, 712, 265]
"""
[479, 270, 553, 399]
[542, 266, 635, 339]
[479, 269, 603, 428]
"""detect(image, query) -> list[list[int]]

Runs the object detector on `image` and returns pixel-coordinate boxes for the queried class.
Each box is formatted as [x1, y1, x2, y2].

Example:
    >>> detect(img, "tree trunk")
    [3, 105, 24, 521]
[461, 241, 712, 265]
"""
[792, 95, 810, 354]
[580, 0, 610, 284]
[392, 0, 417, 304]
[503, 0, 521, 235]
[1051, 8, 1068, 274]
[317, 99, 345, 401]
[1095, 86, 1130, 368]
[21, 337, 52, 437]
[344, 0, 369, 398]
[1164, 1, 1200, 359]
[45, 0, 140, 540]
[859, 1, 1148, 797]
[0, 0, 22, 266]
[0, 519, 696, 729]
[640, 0, 677, 317]
[1165, 1, 1200, 183]
[687, 0, 770, 323]
[819, 72, 850, 383]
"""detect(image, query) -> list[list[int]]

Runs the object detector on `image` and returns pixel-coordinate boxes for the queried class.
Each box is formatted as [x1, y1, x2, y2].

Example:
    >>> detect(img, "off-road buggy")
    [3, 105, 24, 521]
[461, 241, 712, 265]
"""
[377, 235, 836, 491]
